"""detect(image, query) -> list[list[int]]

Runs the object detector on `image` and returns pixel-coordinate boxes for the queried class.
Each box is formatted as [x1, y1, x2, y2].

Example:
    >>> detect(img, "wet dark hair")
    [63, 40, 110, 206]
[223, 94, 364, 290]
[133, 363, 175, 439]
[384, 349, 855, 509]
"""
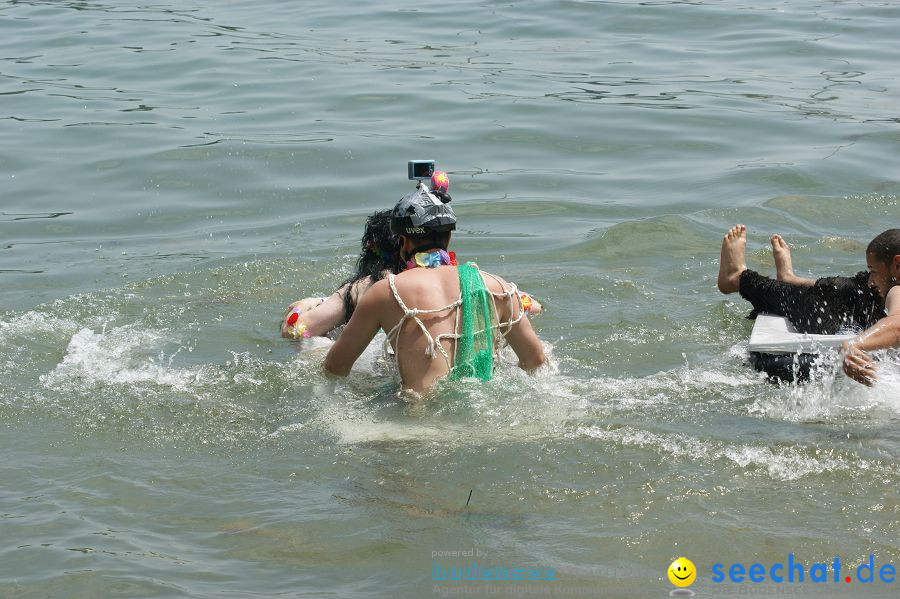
[867, 229, 900, 265]
[340, 210, 402, 322]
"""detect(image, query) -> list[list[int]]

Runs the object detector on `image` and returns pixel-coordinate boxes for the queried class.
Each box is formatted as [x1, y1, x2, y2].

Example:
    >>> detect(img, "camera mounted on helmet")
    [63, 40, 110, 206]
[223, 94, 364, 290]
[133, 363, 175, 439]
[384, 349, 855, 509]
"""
[391, 161, 456, 237]
[408, 160, 435, 181]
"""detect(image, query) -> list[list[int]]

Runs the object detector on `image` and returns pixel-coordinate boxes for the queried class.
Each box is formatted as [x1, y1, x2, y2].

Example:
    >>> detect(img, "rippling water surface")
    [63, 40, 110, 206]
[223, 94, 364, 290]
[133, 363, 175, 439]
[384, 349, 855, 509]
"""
[2, 1, 899, 597]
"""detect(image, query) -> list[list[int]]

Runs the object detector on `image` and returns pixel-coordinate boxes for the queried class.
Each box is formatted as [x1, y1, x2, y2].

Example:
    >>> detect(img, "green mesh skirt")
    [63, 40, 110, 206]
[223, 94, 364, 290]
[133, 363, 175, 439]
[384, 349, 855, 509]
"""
[449, 262, 495, 381]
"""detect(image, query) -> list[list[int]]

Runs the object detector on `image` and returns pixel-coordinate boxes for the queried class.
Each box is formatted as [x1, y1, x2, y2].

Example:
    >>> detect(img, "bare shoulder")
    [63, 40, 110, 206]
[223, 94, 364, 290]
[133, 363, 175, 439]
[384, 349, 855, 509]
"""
[477, 269, 516, 294]
[886, 286, 900, 315]
[369, 276, 392, 296]
[355, 276, 393, 309]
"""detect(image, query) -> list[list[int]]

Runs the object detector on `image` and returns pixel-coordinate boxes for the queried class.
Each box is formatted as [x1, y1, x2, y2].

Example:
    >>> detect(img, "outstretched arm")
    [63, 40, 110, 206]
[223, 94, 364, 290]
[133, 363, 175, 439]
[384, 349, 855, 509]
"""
[842, 287, 900, 385]
[282, 277, 379, 339]
[281, 291, 345, 338]
[323, 280, 384, 377]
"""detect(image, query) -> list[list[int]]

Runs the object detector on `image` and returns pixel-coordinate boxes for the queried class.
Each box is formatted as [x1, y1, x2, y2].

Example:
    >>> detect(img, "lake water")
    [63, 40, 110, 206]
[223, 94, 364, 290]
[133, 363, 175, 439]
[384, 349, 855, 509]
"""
[1, 1, 898, 597]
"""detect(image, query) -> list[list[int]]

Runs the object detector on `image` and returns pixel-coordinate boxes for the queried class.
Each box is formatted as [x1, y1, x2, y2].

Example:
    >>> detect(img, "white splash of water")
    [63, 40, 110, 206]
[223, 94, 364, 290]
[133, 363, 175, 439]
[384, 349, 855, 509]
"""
[751, 352, 900, 421]
[574, 425, 884, 481]
[40, 325, 205, 393]
[310, 340, 587, 446]
[0, 309, 83, 342]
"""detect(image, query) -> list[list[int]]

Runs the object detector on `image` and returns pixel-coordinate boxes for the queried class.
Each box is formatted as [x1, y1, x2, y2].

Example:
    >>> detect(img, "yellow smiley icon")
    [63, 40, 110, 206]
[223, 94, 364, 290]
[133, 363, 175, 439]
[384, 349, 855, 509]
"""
[668, 557, 696, 587]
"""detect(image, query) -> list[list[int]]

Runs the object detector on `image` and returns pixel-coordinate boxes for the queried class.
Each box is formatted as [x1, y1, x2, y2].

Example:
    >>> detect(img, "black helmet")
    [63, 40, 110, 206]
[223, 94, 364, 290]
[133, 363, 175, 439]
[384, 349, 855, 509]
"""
[390, 187, 456, 236]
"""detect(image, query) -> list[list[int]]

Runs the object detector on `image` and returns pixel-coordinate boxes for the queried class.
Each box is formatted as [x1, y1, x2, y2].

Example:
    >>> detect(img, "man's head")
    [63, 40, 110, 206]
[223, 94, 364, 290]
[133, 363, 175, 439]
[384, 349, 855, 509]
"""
[390, 186, 456, 261]
[866, 229, 900, 298]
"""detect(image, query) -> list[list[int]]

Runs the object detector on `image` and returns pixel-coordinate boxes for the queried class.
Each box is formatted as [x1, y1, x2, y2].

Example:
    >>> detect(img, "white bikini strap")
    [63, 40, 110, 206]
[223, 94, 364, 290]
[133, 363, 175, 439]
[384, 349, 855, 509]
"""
[478, 270, 525, 336]
[384, 273, 461, 366]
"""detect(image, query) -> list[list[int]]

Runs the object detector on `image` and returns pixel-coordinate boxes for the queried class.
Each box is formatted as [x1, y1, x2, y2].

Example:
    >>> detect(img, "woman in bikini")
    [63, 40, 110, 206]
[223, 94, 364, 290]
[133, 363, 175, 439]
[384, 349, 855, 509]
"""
[282, 208, 542, 340]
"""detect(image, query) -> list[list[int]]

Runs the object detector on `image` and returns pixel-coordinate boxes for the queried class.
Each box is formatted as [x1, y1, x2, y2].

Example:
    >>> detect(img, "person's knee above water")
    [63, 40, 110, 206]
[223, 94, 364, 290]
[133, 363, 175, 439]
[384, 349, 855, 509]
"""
[281, 206, 542, 340]
[717, 225, 899, 385]
[323, 179, 545, 392]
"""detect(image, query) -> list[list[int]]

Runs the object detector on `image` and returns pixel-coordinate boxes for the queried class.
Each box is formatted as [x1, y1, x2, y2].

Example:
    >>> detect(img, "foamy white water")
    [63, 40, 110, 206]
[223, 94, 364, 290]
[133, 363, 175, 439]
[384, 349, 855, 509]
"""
[1, 0, 898, 597]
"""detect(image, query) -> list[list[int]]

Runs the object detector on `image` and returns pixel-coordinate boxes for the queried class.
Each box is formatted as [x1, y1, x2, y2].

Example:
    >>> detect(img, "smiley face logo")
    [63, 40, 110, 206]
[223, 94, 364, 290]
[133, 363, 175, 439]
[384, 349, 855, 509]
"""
[668, 557, 696, 587]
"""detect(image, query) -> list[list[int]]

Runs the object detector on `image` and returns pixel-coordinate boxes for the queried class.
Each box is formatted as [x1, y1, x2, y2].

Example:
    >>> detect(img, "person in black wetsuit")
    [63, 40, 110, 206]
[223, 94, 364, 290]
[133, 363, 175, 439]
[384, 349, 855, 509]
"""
[716, 225, 888, 383]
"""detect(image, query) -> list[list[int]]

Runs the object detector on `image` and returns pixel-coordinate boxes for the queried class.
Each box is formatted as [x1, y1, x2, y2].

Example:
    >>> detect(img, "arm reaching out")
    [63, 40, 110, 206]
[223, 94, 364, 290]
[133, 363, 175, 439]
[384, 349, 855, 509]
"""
[281, 293, 342, 339]
[323, 280, 385, 377]
[842, 287, 900, 385]
[282, 278, 377, 339]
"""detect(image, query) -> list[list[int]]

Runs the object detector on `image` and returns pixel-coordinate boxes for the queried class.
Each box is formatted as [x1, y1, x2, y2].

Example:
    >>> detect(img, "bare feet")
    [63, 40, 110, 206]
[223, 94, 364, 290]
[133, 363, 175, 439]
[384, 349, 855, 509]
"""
[771, 234, 795, 282]
[771, 234, 816, 286]
[717, 224, 747, 294]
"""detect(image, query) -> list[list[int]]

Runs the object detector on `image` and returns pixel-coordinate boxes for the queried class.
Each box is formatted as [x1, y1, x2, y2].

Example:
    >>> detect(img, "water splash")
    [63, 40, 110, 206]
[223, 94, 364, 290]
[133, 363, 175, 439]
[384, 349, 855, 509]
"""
[573, 424, 894, 482]
[41, 325, 204, 393]
[751, 352, 900, 422]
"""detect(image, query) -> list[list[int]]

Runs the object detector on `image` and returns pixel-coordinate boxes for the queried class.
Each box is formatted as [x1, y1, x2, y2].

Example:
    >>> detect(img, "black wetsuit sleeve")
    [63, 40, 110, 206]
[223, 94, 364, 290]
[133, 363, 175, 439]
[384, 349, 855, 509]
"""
[826, 271, 886, 331]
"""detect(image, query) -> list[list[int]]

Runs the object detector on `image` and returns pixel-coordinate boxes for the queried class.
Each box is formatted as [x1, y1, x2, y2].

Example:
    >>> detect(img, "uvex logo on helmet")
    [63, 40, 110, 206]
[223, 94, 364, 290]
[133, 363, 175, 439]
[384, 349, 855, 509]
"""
[406, 226, 427, 234]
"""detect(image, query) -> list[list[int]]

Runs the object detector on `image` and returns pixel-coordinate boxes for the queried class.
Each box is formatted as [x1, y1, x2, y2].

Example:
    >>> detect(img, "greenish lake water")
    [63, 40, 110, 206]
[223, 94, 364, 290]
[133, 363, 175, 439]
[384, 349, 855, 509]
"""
[1, 1, 898, 597]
